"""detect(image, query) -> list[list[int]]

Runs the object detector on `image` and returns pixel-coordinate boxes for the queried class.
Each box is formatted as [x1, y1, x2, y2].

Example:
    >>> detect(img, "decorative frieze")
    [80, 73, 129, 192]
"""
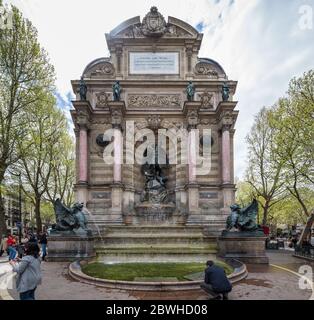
[128, 94, 182, 108]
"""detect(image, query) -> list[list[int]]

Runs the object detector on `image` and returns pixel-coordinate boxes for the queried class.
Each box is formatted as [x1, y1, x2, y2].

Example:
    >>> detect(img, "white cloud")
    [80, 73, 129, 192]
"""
[4, 0, 314, 178]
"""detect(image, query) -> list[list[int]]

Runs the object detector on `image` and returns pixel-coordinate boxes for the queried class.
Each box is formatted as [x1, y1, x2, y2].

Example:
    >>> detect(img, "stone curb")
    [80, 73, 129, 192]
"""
[69, 259, 248, 291]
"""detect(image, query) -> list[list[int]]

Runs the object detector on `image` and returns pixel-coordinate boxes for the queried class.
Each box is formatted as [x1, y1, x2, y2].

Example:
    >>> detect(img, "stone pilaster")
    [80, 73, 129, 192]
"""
[183, 101, 202, 222]
[71, 100, 92, 206]
[108, 101, 126, 219]
[217, 101, 238, 215]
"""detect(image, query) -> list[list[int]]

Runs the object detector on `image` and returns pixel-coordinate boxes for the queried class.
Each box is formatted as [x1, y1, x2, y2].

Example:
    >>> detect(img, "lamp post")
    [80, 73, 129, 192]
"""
[18, 173, 22, 243]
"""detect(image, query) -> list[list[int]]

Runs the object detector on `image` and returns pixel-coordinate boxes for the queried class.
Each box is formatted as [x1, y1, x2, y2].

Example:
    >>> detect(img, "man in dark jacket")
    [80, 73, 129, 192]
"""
[200, 260, 232, 300]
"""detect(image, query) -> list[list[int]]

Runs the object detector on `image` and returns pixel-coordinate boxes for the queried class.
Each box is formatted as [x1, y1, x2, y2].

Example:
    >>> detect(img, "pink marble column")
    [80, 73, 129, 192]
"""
[188, 129, 197, 183]
[79, 127, 88, 183]
[222, 126, 231, 184]
[113, 128, 122, 183]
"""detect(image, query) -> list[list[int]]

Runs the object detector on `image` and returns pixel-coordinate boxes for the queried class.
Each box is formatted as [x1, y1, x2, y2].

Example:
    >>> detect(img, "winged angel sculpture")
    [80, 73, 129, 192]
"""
[225, 199, 262, 233]
[51, 199, 90, 236]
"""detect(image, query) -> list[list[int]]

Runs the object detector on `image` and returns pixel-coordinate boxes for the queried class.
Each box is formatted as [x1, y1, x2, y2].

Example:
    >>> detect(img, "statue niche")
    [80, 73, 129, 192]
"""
[140, 145, 169, 204]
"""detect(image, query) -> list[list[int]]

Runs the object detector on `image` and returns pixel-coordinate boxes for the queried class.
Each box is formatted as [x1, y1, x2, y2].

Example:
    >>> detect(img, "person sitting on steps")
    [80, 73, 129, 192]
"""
[200, 260, 232, 300]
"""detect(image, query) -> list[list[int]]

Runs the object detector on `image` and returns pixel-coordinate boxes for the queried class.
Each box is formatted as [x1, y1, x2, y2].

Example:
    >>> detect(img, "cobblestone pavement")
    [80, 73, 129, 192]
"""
[1, 250, 313, 300]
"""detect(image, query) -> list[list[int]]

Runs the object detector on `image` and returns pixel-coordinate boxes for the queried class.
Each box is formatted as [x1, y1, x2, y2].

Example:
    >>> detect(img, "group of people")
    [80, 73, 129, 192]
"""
[0, 231, 48, 261]
[0, 230, 47, 300]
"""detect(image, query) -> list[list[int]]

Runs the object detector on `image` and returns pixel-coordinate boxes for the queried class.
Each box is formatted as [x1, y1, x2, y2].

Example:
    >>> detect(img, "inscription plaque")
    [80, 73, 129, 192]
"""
[129, 52, 179, 74]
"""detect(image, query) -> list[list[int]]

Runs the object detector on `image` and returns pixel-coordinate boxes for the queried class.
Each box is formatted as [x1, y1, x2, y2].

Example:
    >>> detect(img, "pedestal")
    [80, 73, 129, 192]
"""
[218, 233, 269, 264]
[47, 235, 95, 262]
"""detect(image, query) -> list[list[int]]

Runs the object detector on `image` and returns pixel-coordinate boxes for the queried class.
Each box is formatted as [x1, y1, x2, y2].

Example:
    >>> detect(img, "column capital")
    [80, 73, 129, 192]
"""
[108, 101, 126, 130]
[219, 110, 238, 132]
[71, 100, 92, 130]
[183, 101, 201, 130]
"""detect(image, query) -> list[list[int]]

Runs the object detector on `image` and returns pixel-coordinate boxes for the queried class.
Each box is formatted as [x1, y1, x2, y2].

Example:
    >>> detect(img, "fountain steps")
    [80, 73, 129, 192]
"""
[95, 236, 214, 246]
[95, 225, 222, 234]
[93, 225, 219, 263]
[95, 246, 217, 252]
[95, 251, 217, 263]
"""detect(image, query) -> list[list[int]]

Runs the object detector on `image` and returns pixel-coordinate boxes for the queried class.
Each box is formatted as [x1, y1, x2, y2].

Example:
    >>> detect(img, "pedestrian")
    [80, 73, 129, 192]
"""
[200, 260, 232, 300]
[39, 232, 48, 261]
[28, 233, 38, 244]
[9, 242, 42, 300]
[0, 234, 8, 257]
[7, 233, 17, 261]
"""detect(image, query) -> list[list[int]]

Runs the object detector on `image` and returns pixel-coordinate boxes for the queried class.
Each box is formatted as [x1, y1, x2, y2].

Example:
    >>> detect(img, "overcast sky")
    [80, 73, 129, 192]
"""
[4, 0, 314, 178]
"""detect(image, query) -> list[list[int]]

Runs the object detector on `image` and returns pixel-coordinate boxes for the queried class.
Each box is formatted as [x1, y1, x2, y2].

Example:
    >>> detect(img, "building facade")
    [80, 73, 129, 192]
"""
[71, 8, 238, 235]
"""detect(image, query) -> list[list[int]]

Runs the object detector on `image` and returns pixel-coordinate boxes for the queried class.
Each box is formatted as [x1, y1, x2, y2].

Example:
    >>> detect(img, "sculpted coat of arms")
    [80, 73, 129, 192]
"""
[141, 7, 167, 37]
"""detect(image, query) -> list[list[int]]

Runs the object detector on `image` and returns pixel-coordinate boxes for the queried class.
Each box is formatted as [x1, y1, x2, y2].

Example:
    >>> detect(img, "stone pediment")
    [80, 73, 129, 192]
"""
[82, 58, 115, 78]
[194, 58, 227, 79]
[108, 7, 200, 40]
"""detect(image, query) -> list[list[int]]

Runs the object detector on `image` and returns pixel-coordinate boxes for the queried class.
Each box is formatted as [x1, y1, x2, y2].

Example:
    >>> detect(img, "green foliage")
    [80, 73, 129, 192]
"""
[245, 69, 314, 225]
[40, 201, 55, 225]
[0, 4, 74, 234]
[245, 107, 286, 224]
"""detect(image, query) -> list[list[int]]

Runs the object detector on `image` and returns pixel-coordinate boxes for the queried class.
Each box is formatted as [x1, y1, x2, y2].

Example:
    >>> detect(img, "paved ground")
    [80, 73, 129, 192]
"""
[1, 250, 313, 300]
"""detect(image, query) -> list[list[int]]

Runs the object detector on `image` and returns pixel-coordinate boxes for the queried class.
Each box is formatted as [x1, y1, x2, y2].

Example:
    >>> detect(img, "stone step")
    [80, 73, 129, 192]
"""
[95, 243, 217, 251]
[95, 237, 213, 246]
[96, 251, 217, 263]
[97, 225, 214, 233]
[96, 247, 217, 254]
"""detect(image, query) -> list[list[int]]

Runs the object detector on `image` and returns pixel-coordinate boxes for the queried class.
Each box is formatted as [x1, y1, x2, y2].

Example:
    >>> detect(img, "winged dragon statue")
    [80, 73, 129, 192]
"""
[225, 199, 263, 234]
[51, 199, 91, 236]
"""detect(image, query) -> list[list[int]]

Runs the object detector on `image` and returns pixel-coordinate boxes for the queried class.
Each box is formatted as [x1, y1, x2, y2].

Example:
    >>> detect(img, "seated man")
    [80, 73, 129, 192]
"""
[200, 260, 232, 300]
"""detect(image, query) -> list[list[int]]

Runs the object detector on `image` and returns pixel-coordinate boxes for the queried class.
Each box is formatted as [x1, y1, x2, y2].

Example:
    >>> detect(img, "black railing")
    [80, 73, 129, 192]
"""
[294, 245, 314, 260]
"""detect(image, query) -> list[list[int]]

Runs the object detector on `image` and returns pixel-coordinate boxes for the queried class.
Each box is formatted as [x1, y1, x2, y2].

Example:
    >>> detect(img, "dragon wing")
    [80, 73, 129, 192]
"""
[54, 198, 71, 218]
[241, 199, 258, 216]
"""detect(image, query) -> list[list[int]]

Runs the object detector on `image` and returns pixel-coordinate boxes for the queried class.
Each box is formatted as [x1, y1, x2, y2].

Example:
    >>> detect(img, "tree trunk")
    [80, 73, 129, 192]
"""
[288, 186, 310, 218]
[0, 168, 8, 238]
[262, 202, 270, 226]
[35, 195, 42, 233]
[0, 196, 7, 238]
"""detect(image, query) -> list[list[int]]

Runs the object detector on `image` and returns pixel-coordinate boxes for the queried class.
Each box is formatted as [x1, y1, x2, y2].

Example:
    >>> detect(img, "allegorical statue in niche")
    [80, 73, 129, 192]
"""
[51, 199, 91, 236]
[140, 145, 168, 204]
[186, 81, 195, 101]
[78, 76, 87, 101]
[112, 81, 121, 101]
[225, 199, 263, 233]
[222, 82, 230, 101]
